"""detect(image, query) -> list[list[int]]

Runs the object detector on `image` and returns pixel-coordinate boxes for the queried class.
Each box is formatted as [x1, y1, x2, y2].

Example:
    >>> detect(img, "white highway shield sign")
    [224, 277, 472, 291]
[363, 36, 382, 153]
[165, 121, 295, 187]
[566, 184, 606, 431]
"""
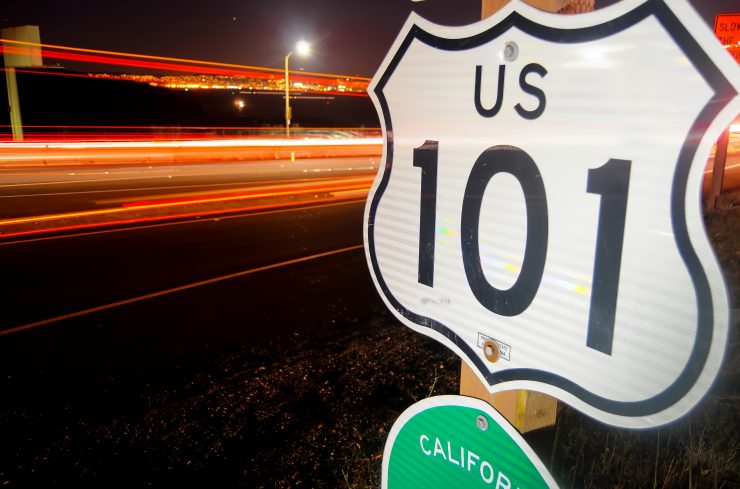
[363, 0, 739, 428]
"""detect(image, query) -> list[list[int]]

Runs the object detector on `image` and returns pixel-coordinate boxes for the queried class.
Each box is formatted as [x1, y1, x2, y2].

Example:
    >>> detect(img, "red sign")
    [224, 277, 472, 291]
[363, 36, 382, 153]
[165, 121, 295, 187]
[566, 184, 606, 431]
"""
[714, 13, 740, 63]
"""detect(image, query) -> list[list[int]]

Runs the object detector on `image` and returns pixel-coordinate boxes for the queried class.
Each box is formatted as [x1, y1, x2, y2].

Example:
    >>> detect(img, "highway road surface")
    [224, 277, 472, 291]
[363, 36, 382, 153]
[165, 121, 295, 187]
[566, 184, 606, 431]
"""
[0, 153, 383, 385]
[0, 155, 377, 236]
[0, 197, 376, 372]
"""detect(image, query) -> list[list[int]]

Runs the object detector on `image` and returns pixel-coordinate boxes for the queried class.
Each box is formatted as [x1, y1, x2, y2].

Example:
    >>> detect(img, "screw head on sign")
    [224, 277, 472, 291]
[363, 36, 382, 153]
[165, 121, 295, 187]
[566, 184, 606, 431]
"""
[476, 414, 489, 431]
[483, 340, 500, 363]
[503, 41, 519, 62]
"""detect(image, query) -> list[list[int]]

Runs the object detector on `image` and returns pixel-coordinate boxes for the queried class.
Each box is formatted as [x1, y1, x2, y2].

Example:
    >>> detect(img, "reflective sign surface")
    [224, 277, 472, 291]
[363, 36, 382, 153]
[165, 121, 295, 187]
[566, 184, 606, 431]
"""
[364, 0, 739, 428]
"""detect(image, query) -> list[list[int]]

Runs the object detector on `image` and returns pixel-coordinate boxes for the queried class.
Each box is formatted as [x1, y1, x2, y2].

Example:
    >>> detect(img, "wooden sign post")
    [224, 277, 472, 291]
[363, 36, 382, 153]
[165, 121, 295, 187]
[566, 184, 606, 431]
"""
[456, 0, 601, 434]
[481, 0, 594, 17]
[460, 364, 557, 433]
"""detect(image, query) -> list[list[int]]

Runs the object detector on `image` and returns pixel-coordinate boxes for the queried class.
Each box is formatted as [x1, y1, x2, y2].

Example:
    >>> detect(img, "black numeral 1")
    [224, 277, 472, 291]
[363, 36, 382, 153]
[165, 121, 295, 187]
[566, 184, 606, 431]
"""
[413, 140, 439, 287]
[586, 159, 631, 355]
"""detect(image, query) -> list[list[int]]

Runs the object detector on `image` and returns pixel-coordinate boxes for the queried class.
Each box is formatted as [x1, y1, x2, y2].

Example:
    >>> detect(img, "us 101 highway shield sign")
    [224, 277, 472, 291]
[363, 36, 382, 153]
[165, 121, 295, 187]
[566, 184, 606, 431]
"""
[363, 0, 739, 428]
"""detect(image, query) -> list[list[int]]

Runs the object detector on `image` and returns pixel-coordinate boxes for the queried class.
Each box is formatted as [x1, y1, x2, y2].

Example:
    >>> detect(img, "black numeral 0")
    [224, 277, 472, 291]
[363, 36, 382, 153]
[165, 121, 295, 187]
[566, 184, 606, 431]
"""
[461, 146, 548, 316]
[412, 142, 630, 355]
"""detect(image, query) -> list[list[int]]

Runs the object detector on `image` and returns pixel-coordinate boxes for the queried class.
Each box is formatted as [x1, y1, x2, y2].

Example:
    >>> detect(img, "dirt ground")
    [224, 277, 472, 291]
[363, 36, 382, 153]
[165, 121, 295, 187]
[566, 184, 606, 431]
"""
[0, 193, 737, 488]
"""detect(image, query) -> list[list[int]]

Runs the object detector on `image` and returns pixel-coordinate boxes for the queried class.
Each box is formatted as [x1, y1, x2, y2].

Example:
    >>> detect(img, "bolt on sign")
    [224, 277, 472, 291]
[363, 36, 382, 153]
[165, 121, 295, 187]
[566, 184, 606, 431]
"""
[364, 0, 740, 428]
[382, 396, 558, 489]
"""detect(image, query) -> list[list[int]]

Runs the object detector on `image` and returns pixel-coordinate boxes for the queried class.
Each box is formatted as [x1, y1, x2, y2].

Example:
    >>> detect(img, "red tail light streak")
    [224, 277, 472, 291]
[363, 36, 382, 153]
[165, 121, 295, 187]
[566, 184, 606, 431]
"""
[0, 41, 370, 90]
[0, 39, 371, 82]
[0, 176, 374, 240]
[0, 137, 383, 167]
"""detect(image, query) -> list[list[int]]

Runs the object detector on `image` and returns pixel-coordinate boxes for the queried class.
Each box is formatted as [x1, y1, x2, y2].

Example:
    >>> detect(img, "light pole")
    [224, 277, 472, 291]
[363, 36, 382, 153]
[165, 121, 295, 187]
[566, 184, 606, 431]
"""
[284, 40, 311, 137]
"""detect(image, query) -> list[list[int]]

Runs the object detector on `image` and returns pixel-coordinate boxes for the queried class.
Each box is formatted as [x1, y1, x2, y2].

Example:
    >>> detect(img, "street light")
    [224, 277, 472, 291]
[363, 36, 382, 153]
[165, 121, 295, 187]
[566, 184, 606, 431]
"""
[285, 40, 311, 137]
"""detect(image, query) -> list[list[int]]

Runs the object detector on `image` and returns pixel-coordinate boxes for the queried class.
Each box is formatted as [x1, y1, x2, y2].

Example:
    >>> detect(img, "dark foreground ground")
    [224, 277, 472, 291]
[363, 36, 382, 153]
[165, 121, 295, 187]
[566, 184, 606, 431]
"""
[0, 194, 738, 488]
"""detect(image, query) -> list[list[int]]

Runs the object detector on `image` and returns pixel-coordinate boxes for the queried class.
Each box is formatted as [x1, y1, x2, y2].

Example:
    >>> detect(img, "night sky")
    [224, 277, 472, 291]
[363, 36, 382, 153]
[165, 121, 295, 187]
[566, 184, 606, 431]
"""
[1, 0, 736, 77]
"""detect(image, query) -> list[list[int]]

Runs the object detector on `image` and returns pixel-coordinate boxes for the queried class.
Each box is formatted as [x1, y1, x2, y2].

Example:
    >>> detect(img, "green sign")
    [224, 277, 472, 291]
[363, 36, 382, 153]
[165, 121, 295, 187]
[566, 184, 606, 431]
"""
[383, 396, 557, 488]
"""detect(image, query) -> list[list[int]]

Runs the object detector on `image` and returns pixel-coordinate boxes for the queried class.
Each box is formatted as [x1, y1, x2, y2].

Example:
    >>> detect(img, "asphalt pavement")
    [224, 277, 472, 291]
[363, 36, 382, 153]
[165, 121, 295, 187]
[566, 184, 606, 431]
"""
[0, 197, 373, 369]
[0, 156, 377, 218]
[0, 153, 384, 386]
